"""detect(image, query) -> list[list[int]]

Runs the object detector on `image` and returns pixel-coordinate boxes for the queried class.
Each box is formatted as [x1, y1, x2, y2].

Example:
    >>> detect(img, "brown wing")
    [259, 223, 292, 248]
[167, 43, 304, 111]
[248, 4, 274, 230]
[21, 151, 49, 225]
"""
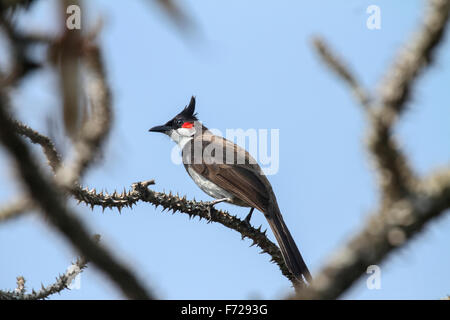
[183, 131, 271, 213]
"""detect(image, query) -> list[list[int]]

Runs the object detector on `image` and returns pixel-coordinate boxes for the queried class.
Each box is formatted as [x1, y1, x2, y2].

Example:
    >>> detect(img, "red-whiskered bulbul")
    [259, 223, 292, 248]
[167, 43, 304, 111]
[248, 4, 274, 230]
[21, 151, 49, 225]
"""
[149, 96, 311, 284]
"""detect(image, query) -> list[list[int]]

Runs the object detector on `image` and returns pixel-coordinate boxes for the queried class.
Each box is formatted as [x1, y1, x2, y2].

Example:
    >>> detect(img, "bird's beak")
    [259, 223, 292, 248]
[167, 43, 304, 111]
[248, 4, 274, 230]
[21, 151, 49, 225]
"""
[149, 125, 170, 133]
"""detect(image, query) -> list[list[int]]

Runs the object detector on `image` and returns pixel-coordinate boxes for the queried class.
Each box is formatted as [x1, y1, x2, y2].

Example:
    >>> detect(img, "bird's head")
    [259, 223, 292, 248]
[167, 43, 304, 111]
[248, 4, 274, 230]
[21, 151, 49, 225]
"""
[149, 96, 200, 146]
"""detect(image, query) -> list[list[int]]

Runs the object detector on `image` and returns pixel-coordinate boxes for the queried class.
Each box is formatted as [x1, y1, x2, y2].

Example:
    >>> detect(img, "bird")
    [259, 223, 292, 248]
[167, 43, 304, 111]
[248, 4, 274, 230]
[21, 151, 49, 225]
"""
[149, 96, 311, 285]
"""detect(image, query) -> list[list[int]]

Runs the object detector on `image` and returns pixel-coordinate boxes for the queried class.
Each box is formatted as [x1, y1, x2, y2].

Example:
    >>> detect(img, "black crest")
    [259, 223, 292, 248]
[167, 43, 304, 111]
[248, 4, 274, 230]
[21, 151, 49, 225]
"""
[178, 96, 198, 120]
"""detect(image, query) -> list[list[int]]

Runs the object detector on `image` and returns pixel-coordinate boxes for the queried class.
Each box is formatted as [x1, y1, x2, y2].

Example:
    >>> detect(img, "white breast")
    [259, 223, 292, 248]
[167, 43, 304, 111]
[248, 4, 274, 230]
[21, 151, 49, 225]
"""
[187, 167, 234, 200]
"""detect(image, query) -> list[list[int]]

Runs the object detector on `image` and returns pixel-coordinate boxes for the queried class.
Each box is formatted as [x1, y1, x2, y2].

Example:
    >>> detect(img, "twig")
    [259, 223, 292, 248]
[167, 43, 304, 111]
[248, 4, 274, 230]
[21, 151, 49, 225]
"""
[0, 93, 153, 300]
[55, 42, 112, 187]
[0, 234, 101, 300]
[312, 37, 372, 111]
[367, 0, 450, 203]
[72, 180, 297, 285]
[296, 169, 450, 299]
[0, 198, 31, 222]
[297, 0, 450, 299]
[13, 120, 61, 172]
[377, 0, 450, 125]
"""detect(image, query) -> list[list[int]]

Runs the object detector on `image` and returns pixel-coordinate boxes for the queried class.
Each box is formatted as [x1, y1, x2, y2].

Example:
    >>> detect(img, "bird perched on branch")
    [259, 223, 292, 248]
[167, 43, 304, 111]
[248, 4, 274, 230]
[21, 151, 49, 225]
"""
[149, 96, 311, 285]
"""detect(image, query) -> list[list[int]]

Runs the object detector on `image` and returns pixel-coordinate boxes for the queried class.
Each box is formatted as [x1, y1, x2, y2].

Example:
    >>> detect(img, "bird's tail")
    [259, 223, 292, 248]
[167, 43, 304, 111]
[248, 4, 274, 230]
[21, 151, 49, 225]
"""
[265, 202, 311, 285]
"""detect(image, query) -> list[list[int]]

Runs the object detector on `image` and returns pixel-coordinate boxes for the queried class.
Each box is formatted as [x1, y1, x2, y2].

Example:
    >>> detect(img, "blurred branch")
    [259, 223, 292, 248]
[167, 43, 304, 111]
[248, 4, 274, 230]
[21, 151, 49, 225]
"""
[298, 0, 450, 299]
[151, 0, 197, 35]
[0, 15, 41, 87]
[0, 198, 31, 222]
[367, 0, 450, 204]
[377, 0, 450, 124]
[54, 42, 113, 187]
[312, 38, 372, 111]
[313, 37, 418, 204]
[297, 169, 450, 299]
[0, 93, 153, 300]
[0, 235, 101, 300]
[14, 120, 61, 172]
[0, 0, 36, 12]
[55, 0, 83, 139]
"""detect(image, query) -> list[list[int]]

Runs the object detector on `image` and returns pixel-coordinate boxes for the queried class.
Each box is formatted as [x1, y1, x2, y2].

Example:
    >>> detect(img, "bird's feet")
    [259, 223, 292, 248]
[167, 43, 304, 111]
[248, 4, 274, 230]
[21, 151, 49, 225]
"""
[243, 207, 254, 228]
[204, 198, 231, 222]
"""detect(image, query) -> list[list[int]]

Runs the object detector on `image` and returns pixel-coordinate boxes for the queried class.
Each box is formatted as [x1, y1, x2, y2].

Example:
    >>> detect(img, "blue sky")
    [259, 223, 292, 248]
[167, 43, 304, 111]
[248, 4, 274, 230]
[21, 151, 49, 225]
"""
[1, 0, 449, 299]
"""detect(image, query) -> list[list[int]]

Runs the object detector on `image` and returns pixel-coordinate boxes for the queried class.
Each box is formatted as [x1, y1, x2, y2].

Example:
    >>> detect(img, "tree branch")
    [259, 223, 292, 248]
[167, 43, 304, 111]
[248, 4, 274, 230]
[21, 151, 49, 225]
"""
[312, 37, 372, 111]
[54, 41, 113, 187]
[0, 235, 102, 300]
[0, 198, 31, 222]
[72, 180, 298, 286]
[13, 121, 61, 172]
[297, 0, 450, 299]
[0, 93, 153, 300]
[13, 119, 298, 286]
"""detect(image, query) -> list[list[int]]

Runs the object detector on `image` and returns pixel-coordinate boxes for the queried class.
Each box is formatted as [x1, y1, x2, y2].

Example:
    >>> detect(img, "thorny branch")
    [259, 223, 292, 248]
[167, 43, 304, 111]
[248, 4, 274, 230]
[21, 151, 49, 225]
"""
[0, 235, 100, 300]
[299, 0, 450, 299]
[12, 119, 296, 286]
[2, 0, 450, 300]
[9, 113, 297, 286]
[73, 181, 297, 285]
[0, 92, 153, 300]
[13, 121, 61, 172]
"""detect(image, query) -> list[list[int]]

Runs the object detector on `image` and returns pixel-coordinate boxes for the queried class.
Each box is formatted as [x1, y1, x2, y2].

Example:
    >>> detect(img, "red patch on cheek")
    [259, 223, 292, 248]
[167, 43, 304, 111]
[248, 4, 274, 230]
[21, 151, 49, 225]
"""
[182, 122, 194, 129]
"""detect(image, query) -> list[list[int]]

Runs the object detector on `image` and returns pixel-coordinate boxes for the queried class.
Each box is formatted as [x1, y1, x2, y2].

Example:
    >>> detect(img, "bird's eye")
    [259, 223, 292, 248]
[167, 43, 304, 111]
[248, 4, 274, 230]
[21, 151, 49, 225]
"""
[175, 119, 184, 127]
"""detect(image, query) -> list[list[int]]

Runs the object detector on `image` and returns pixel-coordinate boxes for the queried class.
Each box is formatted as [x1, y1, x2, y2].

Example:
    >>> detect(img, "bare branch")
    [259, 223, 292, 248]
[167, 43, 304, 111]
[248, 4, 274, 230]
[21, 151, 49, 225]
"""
[11, 119, 298, 286]
[151, 0, 197, 35]
[13, 120, 61, 172]
[0, 93, 153, 300]
[368, 0, 450, 202]
[312, 37, 418, 204]
[72, 180, 298, 286]
[56, 0, 83, 139]
[0, 234, 102, 300]
[55, 42, 113, 187]
[0, 198, 31, 222]
[312, 37, 372, 111]
[366, 117, 418, 204]
[377, 0, 450, 125]
[299, 0, 450, 300]
[296, 169, 450, 300]
[0, 16, 41, 87]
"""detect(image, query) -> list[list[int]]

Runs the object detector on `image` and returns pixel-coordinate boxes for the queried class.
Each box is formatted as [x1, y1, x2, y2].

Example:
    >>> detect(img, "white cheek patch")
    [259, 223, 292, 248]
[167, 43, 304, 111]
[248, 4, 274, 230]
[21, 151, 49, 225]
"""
[177, 127, 196, 137]
[170, 128, 195, 149]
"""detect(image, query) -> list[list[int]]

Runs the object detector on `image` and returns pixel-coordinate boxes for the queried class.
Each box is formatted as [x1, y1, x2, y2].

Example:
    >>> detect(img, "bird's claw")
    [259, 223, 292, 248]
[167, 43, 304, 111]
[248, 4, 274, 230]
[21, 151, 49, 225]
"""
[206, 204, 214, 222]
